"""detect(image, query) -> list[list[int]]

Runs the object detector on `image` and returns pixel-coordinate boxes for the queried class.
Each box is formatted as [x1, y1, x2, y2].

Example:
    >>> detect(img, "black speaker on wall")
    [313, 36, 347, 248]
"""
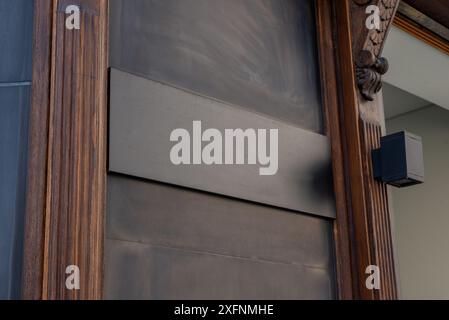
[372, 131, 425, 188]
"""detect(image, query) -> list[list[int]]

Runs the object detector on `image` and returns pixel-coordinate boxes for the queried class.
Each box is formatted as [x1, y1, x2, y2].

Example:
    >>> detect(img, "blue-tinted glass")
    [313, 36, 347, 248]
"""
[0, 0, 34, 299]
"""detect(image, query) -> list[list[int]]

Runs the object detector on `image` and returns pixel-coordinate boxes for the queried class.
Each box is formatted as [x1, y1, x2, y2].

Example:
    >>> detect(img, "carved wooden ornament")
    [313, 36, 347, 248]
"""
[356, 49, 389, 101]
[354, 0, 399, 101]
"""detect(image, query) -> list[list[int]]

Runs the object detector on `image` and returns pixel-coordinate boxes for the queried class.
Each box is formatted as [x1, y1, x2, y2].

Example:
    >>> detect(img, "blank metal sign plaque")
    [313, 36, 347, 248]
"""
[109, 69, 335, 218]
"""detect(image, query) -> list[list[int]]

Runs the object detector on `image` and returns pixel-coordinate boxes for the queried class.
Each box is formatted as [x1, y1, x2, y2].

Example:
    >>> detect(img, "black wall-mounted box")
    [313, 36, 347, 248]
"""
[372, 131, 424, 188]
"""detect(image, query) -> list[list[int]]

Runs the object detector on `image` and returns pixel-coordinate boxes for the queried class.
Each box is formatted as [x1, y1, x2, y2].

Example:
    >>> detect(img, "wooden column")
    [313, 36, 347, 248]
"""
[333, 0, 400, 299]
[22, 0, 108, 300]
[316, 0, 354, 300]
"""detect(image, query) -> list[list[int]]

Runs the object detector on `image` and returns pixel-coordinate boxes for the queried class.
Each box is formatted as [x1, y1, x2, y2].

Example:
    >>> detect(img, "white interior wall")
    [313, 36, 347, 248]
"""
[383, 24, 449, 300]
[383, 27, 449, 111]
[387, 106, 449, 300]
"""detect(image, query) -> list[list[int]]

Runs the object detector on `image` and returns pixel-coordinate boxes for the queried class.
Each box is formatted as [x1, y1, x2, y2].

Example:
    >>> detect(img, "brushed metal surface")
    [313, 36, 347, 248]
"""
[105, 239, 335, 300]
[107, 175, 334, 267]
[109, 69, 336, 218]
[107, 0, 337, 299]
[105, 175, 336, 300]
[110, 0, 323, 133]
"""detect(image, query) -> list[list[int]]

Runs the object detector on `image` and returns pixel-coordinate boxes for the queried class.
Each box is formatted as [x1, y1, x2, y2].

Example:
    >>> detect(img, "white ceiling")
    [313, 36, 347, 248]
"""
[383, 27, 449, 112]
[383, 82, 432, 119]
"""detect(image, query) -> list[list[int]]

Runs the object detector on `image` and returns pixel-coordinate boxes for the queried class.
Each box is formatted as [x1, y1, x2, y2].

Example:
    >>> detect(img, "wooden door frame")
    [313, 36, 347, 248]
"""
[22, 0, 108, 300]
[21, 0, 403, 300]
[325, 0, 401, 300]
[316, 0, 400, 300]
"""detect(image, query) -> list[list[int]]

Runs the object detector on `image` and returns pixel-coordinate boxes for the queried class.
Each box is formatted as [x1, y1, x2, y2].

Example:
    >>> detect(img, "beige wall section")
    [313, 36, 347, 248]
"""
[383, 27, 449, 111]
[387, 105, 449, 299]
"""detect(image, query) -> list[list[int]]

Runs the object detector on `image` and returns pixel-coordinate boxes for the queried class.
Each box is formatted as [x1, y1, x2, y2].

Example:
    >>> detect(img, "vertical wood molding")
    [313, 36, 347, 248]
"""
[315, 0, 354, 300]
[22, 0, 54, 300]
[22, 0, 108, 300]
[332, 0, 400, 299]
[359, 120, 398, 299]
[353, 0, 400, 300]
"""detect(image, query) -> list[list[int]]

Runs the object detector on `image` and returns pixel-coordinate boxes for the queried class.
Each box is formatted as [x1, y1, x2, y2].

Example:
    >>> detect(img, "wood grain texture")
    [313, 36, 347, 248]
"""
[315, 0, 353, 300]
[349, 1, 398, 102]
[404, 0, 449, 31]
[359, 121, 398, 300]
[22, 0, 54, 300]
[335, 0, 373, 299]
[350, 0, 399, 58]
[331, 0, 399, 299]
[22, 0, 108, 300]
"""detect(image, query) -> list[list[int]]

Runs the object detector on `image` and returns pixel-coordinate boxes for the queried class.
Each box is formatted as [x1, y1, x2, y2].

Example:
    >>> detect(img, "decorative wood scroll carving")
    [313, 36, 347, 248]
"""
[335, 0, 400, 299]
[363, 0, 398, 56]
[356, 50, 389, 101]
[352, 0, 399, 101]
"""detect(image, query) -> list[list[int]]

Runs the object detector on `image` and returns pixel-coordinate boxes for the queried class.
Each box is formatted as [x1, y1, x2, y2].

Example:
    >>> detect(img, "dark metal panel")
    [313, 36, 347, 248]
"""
[109, 69, 335, 218]
[105, 176, 335, 300]
[110, 0, 323, 133]
[105, 239, 335, 300]
[0, 86, 30, 299]
[0, 0, 34, 83]
[107, 175, 334, 267]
